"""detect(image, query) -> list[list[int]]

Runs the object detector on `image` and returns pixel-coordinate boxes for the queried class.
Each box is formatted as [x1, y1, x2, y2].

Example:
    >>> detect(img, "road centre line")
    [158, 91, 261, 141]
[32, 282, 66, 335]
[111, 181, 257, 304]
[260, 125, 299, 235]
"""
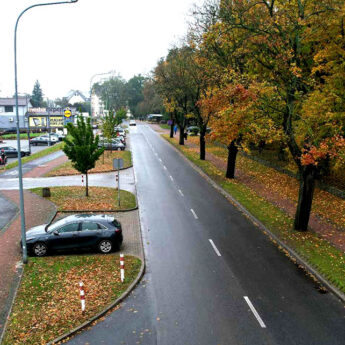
[159, 158, 162, 162]
[190, 209, 198, 219]
[209, 239, 221, 256]
[163, 165, 167, 170]
[243, 296, 267, 328]
[169, 175, 174, 181]
[178, 189, 184, 197]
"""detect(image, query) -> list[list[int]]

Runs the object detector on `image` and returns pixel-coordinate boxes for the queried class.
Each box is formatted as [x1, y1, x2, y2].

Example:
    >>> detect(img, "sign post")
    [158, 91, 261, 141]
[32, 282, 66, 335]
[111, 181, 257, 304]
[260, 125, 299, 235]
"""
[113, 158, 124, 207]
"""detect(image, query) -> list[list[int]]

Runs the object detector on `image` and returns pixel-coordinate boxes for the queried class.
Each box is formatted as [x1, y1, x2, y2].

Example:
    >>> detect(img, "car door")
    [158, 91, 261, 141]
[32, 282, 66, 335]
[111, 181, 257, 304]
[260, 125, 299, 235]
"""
[49, 222, 80, 250]
[78, 222, 103, 248]
[6, 147, 17, 158]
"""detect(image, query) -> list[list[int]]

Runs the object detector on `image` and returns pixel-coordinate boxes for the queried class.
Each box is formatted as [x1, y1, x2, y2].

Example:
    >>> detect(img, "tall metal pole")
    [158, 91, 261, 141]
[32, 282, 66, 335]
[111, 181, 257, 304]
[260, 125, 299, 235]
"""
[14, 0, 78, 264]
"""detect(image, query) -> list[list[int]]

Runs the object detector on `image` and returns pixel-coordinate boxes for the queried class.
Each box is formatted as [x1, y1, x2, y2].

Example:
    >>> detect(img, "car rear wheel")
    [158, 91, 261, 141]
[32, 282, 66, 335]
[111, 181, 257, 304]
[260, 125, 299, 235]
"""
[33, 242, 48, 256]
[98, 239, 112, 253]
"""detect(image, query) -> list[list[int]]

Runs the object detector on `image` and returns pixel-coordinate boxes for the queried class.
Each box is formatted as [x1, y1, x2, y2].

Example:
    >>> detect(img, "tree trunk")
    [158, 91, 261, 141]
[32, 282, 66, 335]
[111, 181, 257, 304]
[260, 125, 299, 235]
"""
[179, 126, 184, 145]
[226, 140, 238, 179]
[200, 129, 206, 160]
[85, 171, 89, 197]
[170, 119, 174, 138]
[294, 165, 316, 231]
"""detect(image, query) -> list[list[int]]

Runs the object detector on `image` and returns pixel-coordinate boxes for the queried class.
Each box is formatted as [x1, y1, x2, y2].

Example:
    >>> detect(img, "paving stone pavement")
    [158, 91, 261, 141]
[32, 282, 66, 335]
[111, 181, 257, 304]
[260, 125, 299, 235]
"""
[0, 190, 57, 337]
[53, 210, 143, 260]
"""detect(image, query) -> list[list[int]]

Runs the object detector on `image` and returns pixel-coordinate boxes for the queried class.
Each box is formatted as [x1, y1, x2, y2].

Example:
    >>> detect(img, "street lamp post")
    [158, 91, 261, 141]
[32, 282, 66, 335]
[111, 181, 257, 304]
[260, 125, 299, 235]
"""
[14, 0, 78, 264]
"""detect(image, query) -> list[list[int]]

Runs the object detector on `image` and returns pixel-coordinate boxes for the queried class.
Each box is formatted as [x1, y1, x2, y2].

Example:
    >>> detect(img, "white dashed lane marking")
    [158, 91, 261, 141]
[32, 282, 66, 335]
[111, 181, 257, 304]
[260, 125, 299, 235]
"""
[244, 296, 267, 328]
[191, 209, 198, 220]
[209, 239, 221, 256]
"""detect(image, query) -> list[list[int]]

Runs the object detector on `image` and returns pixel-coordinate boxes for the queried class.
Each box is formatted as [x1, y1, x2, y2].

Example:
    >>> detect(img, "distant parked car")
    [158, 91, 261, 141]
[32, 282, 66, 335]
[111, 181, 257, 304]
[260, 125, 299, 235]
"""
[99, 138, 125, 151]
[115, 127, 126, 137]
[187, 126, 199, 136]
[129, 120, 136, 126]
[30, 135, 58, 146]
[0, 146, 30, 157]
[24, 214, 123, 257]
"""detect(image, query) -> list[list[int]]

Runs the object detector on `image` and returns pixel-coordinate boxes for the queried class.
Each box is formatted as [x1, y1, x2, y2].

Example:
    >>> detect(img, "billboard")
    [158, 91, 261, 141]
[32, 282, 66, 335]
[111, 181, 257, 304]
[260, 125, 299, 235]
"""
[29, 116, 64, 128]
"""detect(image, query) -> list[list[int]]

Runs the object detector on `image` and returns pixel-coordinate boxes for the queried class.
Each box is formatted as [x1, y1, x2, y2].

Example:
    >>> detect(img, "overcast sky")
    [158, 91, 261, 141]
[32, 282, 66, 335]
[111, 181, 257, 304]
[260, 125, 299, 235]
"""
[0, 0, 203, 100]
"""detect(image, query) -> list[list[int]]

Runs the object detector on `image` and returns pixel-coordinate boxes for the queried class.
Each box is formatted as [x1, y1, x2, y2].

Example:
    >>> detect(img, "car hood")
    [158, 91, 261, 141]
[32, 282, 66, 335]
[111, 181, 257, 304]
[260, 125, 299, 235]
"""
[26, 224, 48, 237]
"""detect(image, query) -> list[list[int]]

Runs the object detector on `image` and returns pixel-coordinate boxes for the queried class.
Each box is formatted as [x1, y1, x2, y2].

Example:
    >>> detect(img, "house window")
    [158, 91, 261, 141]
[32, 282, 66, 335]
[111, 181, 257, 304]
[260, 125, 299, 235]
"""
[5, 106, 13, 113]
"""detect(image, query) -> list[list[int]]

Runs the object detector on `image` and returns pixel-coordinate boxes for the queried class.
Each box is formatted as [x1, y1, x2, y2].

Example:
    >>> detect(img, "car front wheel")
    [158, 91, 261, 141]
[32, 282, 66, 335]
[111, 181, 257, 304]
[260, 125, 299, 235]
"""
[33, 242, 48, 256]
[98, 239, 112, 253]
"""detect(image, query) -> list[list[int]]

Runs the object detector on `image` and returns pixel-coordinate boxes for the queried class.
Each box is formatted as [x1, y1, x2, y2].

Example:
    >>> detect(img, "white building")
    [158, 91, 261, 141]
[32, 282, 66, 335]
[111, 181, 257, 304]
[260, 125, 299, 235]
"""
[0, 97, 32, 131]
[91, 92, 104, 118]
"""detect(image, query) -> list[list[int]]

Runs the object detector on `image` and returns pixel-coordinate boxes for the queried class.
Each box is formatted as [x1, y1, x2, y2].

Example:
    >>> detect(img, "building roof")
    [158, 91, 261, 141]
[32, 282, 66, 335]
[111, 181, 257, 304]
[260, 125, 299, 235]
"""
[65, 90, 88, 102]
[0, 97, 30, 106]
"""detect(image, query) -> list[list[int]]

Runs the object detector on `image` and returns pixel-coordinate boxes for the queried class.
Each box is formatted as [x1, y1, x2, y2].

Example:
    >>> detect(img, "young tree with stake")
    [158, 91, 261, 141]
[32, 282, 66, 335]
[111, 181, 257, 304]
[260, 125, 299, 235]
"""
[63, 116, 104, 196]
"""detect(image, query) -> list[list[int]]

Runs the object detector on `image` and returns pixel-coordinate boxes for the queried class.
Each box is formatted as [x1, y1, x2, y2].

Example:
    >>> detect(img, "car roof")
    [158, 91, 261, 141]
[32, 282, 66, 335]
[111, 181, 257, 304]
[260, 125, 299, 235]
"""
[61, 214, 115, 223]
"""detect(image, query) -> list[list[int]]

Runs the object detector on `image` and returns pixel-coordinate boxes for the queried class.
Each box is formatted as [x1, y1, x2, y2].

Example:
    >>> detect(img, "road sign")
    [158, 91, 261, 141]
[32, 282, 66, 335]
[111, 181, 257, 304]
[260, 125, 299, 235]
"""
[64, 109, 72, 118]
[113, 158, 124, 169]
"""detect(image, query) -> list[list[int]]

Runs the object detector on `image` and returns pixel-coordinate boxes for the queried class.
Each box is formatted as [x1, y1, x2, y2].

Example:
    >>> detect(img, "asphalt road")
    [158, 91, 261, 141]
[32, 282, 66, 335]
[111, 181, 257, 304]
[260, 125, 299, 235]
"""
[0, 139, 52, 164]
[67, 123, 345, 345]
[0, 150, 64, 179]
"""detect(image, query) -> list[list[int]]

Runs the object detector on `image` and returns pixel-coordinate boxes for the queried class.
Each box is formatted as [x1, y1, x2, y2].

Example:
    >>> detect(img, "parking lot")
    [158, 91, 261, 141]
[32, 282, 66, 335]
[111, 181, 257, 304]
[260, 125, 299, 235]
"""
[0, 139, 55, 164]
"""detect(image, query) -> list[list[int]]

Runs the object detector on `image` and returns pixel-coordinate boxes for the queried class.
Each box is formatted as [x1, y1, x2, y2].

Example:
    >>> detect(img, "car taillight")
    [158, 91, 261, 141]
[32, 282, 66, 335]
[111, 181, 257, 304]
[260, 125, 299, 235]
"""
[115, 228, 122, 233]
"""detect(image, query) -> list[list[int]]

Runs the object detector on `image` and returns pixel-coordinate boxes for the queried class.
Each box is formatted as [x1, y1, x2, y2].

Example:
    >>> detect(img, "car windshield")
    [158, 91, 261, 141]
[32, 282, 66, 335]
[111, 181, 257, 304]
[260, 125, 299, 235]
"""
[47, 218, 70, 232]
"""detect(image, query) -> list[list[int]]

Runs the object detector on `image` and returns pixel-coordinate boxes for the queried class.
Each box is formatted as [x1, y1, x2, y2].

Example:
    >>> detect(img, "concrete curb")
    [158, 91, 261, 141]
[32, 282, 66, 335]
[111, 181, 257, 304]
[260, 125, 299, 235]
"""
[57, 206, 138, 214]
[45, 165, 134, 177]
[46, 256, 145, 345]
[0, 191, 19, 236]
[0, 192, 57, 343]
[46, 145, 145, 344]
[163, 136, 345, 304]
[0, 265, 24, 345]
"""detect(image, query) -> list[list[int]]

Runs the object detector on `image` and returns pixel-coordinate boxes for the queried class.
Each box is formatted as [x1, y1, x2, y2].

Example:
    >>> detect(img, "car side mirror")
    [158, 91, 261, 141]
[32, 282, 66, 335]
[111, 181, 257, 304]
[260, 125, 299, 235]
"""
[53, 230, 59, 235]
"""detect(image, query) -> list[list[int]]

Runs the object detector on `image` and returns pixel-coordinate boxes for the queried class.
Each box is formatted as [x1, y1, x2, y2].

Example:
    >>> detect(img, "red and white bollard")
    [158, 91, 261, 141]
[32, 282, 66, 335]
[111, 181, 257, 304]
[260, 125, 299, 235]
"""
[79, 282, 85, 312]
[120, 254, 125, 282]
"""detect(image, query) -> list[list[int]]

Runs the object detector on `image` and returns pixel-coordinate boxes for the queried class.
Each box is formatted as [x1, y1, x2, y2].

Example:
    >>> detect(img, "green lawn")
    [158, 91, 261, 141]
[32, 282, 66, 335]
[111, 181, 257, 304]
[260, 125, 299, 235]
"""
[0, 142, 64, 172]
[0, 132, 47, 140]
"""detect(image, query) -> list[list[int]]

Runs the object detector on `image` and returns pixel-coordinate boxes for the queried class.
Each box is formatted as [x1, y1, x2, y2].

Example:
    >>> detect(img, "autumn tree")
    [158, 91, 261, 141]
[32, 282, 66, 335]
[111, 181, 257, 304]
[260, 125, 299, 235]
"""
[217, 0, 345, 230]
[154, 50, 192, 145]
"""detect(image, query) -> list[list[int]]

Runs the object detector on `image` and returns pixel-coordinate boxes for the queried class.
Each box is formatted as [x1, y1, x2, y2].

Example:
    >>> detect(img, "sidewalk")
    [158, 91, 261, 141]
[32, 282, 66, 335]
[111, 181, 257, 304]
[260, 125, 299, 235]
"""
[0, 148, 143, 341]
[0, 190, 56, 337]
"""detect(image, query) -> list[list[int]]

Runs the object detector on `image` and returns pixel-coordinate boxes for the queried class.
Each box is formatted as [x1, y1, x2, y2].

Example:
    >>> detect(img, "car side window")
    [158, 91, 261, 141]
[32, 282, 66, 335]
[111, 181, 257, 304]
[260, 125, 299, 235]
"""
[58, 223, 79, 233]
[81, 222, 99, 231]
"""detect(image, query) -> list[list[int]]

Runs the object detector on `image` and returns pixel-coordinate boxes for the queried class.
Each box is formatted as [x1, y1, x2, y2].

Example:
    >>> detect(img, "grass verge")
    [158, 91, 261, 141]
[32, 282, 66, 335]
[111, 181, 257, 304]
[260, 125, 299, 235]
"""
[2, 254, 141, 345]
[159, 124, 170, 130]
[0, 132, 47, 140]
[30, 186, 137, 211]
[45, 150, 132, 177]
[163, 134, 345, 293]
[0, 142, 64, 172]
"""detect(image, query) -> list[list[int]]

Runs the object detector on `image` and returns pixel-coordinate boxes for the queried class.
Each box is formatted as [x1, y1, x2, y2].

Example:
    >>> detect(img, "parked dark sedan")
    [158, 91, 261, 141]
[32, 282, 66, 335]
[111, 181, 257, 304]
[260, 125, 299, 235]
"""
[25, 214, 123, 256]
[30, 135, 58, 146]
[0, 146, 30, 157]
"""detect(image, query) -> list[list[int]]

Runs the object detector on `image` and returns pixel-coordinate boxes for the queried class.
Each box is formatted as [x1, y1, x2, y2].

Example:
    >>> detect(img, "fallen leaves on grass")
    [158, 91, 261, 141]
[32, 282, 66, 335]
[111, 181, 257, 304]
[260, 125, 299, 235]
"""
[30, 186, 136, 211]
[46, 151, 132, 177]
[2, 255, 141, 345]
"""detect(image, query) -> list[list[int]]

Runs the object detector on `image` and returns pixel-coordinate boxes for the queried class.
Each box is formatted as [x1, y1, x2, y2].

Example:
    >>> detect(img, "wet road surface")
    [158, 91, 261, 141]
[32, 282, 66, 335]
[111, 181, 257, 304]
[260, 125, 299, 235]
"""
[64, 124, 345, 344]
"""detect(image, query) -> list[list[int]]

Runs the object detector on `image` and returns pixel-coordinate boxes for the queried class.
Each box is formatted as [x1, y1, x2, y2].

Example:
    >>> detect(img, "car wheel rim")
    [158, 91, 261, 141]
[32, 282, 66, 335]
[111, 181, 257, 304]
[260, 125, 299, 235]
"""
[100, 241, 111, 253]
[34, 244, 47, 256]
